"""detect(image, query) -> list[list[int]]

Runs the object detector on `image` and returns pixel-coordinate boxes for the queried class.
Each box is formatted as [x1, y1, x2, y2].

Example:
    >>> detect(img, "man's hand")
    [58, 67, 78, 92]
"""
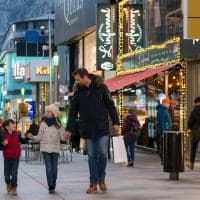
[2, 139, 8, 146]
[63, 131, 71, 141]
[26, 133, 34, 140]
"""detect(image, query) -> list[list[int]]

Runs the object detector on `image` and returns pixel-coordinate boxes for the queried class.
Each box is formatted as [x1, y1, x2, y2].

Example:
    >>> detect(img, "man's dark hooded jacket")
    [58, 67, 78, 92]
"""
[188, 105, 200, 141]
[66, 74, 119, 139]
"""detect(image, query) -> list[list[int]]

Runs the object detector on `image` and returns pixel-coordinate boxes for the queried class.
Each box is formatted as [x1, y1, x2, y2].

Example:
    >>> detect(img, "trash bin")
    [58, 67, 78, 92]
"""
[163, 131, 184, 180]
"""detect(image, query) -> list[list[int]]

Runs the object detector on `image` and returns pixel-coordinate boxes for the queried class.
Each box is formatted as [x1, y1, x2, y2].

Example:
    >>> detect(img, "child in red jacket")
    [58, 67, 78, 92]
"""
[1, 119, 28, 196]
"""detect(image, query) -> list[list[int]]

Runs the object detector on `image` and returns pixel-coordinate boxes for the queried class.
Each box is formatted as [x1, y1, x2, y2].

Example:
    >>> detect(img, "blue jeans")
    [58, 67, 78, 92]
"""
[4, 158, 19, 188]
[85, 135, 109, 185]
[124, 138, 136, 162]
[42, 152, 59, 188]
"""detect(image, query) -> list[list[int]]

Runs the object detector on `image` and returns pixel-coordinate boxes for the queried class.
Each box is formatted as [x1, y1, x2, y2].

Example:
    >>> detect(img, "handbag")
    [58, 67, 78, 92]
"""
[112, 136, 127, 163]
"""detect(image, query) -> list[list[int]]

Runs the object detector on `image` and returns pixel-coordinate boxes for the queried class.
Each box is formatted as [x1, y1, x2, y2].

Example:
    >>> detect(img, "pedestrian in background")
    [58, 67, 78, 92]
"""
[1, 119, 29, 196]
[27, 103, 69, 194]
[186, 97, 200, 170]
[156, 98, 172, 164]
[122, 109, 140, 167]
[66, 68, 119, 194]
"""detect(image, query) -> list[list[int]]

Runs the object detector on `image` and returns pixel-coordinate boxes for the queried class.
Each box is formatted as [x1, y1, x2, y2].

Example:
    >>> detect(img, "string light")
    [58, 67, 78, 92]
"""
[117, 37, 181, 75]
[117, 1, 186, 148]
[118, 89, 125, 131]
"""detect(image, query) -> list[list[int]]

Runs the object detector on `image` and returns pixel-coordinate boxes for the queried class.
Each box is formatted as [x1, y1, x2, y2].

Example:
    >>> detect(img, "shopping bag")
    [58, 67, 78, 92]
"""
[112, 136, 127, 163]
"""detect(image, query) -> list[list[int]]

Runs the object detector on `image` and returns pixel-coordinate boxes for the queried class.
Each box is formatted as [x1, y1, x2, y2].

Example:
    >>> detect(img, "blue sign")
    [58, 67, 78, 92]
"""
[25, 31, 39, 43]
[26, 101, 35, 119]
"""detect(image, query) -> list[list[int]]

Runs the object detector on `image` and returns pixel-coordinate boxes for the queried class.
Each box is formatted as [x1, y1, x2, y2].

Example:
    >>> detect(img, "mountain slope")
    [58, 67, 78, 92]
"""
[0, 0, 54, 37]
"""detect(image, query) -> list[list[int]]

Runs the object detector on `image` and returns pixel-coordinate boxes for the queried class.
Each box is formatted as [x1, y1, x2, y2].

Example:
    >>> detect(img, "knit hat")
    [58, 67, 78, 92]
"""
[45, 102, 60, 118]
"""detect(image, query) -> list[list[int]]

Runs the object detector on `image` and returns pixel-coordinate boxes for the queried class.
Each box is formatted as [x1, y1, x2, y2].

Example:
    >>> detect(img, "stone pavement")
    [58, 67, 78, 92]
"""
[0, 151, 200, 200]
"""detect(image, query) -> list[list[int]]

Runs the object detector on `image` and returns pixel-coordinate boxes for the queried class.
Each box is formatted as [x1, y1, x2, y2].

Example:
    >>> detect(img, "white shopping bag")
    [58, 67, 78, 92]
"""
[112, 136, 128, 163]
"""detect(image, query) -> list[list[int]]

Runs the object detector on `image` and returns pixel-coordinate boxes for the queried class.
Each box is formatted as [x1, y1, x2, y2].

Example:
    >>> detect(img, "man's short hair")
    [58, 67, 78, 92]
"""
[73, 68, 89, 78]
[194, 96, 200, 103]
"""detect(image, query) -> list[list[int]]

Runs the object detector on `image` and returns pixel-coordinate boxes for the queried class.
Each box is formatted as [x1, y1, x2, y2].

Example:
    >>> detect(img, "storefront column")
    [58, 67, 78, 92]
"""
[164, 72, 169, 98]
[119, 89, 124, 130]
[36, 83, 40, 122]
[179, 62, 187, 131]
[179, 62, 187, 153]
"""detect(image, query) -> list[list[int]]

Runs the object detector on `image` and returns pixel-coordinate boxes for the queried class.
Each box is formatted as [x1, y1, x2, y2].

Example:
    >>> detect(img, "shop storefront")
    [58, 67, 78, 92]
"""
[55, 0, 112, 91]
[105, 37, 186, 150]
[100, 0, 187, 150]
[0, 52, 33, 117]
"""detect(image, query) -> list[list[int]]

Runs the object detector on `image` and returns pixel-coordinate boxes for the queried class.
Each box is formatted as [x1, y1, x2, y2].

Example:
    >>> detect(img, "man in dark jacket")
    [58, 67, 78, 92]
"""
[157, 98, 172, 164]
[66, 68, 119, 194]
[186, 96, 200, 170]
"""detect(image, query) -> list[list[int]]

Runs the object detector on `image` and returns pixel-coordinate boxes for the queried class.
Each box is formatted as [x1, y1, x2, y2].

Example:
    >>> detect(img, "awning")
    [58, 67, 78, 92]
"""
[105, 66, 174, 92]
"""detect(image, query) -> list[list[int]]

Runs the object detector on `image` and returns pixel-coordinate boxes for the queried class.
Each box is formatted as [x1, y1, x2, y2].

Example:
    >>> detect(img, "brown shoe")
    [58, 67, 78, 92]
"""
[86, 184, 97, 194]
[98, 180, 107, 192]
[186, 162, 194, 170]
[11, 187, 17, 196]
[6, 184, 11, 193]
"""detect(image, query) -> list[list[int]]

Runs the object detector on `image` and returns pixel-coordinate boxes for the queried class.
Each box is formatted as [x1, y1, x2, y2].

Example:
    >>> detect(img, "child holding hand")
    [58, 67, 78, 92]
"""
[1, 119, 28, 196]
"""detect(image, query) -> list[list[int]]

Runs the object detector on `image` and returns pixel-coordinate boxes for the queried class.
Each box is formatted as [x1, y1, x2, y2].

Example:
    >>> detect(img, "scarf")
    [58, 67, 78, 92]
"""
[43, 117, 56, 127]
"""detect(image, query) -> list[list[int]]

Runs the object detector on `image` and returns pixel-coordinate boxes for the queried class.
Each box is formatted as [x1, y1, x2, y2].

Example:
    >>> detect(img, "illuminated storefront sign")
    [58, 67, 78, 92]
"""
[96, 4, 118, 71]
[27, 60, 50, 82]
[26, 101, 35, 119]
[118, 37, 180, 75]
[123, 4, 143, 53]
[36, 66, 50, 75]
[12, 64, 25, 80]
[184, 0, 200, 39]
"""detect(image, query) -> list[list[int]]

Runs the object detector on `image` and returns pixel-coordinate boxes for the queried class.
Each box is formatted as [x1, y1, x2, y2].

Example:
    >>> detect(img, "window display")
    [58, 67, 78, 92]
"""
[119, 66, 182, 149]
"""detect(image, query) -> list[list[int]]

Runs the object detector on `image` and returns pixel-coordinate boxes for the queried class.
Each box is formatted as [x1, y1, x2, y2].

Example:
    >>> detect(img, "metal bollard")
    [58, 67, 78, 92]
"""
[163, 131, 184, 180]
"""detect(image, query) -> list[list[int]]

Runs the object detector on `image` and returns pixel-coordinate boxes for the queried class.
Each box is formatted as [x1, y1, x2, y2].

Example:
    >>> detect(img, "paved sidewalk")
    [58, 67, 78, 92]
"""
[0, 151, 200, 200]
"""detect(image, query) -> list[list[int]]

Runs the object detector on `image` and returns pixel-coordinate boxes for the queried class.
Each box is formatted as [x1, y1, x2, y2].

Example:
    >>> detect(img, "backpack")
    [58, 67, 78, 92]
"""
[130, 121, 141, 137]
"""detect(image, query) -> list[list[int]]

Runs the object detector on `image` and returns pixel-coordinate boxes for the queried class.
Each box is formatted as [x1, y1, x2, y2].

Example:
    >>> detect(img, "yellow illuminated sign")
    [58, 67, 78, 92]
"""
[187, 0, 200, 39]
[36, 66, 50, 75]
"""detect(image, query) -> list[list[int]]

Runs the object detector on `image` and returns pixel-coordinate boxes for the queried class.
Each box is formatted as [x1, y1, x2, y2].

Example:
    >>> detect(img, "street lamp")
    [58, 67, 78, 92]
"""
[40, 17, 53, 104]
[48, 18, 53, 104]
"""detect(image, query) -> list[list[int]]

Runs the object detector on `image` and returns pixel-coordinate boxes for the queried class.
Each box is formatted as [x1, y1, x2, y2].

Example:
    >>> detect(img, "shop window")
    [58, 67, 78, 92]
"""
[145, 0, 182, 45]
[33, 20, 48, 30]
[84, 32, 96, 73]
[16, 22, 28, 32]
[120, 67, 182, 149]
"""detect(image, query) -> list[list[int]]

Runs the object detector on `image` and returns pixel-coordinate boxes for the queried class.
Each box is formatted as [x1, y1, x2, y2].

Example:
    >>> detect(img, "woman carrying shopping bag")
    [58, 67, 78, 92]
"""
[122, 109, 140, 167]
[27, 103, 69, 194]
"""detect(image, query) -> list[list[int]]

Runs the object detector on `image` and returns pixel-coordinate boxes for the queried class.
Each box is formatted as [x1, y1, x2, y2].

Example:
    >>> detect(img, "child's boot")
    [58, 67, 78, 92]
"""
[6, 184, 11, 193]
[11, 187, 17, 196]
[186, 162, 194, 170]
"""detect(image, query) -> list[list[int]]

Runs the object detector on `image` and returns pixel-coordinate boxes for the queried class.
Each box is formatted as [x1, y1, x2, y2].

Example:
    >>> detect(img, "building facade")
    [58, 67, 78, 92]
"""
[55, 0, 200, 152]
[0, 15, 55, 122]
